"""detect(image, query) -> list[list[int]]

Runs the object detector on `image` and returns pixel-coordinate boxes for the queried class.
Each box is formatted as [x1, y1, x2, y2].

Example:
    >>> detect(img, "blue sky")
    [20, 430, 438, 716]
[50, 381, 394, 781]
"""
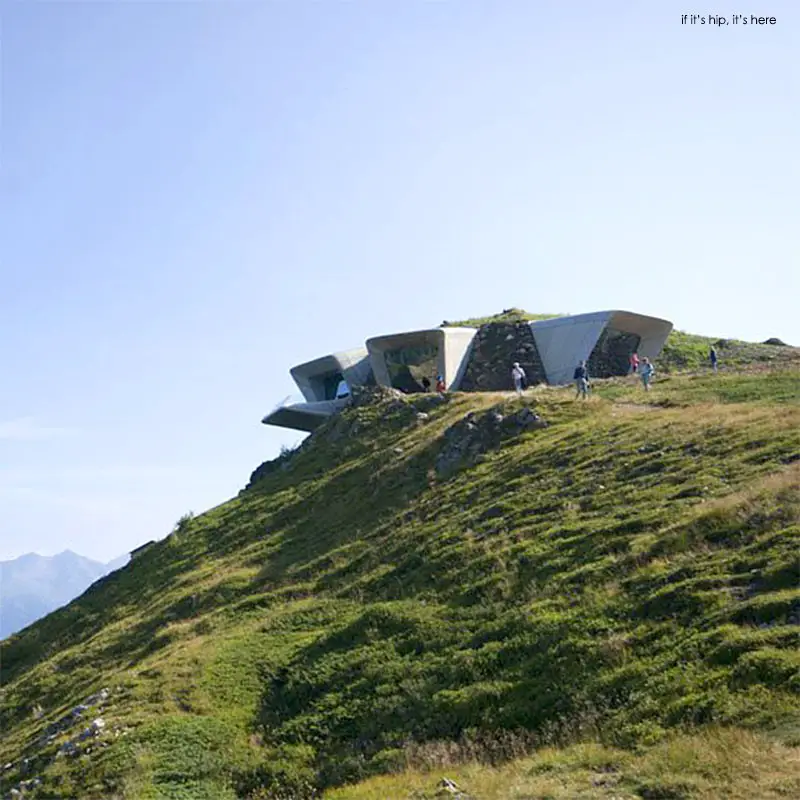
[1, 1, 797, 562]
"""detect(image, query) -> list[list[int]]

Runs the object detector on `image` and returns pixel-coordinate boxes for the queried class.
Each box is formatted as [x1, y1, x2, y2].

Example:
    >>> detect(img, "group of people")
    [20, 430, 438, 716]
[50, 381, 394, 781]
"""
[568, 344, 718, 398]
[625, 352, 657, 391]
[511, 354, 656, 400]
[421, 375, 448, 394]
[424, 345, 719, 401]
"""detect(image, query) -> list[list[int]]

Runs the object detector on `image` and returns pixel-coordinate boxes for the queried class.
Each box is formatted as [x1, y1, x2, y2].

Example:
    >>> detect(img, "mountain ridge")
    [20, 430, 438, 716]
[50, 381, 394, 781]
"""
[0, 550, 130, 640]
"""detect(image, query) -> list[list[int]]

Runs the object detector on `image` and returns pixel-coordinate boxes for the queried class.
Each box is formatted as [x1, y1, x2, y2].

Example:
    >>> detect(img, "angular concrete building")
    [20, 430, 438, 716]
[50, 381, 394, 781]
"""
[261, 311, 673, 433]
[262, 347, 375, 433]
[366, 327, 477, 393]
[529, 310, 673, 385]
[290, 348, 373, 402]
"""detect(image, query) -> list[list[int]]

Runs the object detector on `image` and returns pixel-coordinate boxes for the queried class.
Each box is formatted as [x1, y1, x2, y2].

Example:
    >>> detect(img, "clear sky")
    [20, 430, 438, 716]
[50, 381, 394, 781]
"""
[1, 1, 797, 562]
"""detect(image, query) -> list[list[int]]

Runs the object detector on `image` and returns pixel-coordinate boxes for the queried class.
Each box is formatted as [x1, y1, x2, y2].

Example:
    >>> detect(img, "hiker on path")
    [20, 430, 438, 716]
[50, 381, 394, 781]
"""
[421, 377, 432, 392]
[435, 375, 446, 394]
[639, 357, 655, 391]
[511, 362, 527, 396]
[573, 361, 590, 399]
[630, 352, 640, 374]
[709, 346, 718, 373]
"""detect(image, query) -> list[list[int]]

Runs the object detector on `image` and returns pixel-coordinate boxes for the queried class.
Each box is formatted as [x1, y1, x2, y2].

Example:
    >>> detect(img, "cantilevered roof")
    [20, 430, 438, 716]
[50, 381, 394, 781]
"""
[529, 310, 673, 384]
[261, 398, 349, 433]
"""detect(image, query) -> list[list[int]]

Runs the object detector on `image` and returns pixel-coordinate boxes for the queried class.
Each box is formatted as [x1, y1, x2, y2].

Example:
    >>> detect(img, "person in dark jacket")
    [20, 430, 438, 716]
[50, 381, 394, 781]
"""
[709, 346, 718, 373]
[573, 361, 590, 399]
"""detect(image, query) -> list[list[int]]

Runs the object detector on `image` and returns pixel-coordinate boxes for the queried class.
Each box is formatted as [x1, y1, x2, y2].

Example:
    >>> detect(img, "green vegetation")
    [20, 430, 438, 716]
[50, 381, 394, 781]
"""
[442, 308, 562, 327]
[327, 728, 800, 799]
[659, 329, 798, 373]
[1, 328, 799, 800]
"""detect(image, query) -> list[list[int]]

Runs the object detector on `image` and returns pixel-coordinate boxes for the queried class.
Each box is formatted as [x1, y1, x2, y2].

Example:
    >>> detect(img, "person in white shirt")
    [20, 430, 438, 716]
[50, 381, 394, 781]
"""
[511, 362, 527, 395]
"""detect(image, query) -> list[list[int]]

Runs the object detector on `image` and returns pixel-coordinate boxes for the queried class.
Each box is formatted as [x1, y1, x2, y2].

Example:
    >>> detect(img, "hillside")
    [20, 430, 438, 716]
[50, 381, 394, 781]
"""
[1, 326, 799, 799]
[0, 551, 129, 640]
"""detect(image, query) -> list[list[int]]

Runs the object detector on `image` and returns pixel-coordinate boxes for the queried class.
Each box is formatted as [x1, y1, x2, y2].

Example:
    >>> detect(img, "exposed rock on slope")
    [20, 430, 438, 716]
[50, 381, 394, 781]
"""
[436, 405, 548, 477]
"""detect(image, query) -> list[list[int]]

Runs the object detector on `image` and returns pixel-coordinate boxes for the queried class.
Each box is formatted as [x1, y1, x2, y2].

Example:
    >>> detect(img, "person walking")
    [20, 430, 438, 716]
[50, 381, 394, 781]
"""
[709, 346, 718, 373]
[630, 352, 640, 374]
[435, 375, 446, 394]
[511, 362, 527, 396]
[573, 361, 590, 399]
[639, 357, 655, 391]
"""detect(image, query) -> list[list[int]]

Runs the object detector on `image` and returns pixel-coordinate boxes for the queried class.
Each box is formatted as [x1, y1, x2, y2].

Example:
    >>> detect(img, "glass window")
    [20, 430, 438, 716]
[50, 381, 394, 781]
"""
[385, 344, 439, 393]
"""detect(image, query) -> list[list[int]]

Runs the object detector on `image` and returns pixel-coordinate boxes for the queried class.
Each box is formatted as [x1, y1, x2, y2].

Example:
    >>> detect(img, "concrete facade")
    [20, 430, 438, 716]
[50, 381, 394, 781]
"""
[366, 327, 477, 393]
[529, 310, 673, 385]
[290, 348, 373, 403]
[262, 347, 375, 434]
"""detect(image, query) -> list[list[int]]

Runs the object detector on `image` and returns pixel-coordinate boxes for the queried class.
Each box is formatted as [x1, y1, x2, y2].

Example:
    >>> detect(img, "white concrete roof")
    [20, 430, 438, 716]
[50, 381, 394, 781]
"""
[529, 310, 673, 384]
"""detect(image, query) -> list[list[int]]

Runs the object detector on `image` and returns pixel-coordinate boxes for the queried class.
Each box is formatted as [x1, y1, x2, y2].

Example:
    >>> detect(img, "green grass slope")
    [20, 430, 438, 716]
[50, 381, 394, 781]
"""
[1, 362, 799, 799]
[442, 308, 562, 327]
[327, 728, 800, 799]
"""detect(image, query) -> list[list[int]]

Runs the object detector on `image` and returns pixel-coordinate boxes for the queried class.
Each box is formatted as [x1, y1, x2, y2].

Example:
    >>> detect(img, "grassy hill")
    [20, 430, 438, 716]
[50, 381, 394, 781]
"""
[1, 324, 799, 799]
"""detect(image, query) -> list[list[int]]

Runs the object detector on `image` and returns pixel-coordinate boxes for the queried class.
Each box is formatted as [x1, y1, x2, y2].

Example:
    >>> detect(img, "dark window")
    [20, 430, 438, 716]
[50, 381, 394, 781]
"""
[588, 329, 642, 378]
[321, 372, 346, 400]
[384, 344, 439, 393]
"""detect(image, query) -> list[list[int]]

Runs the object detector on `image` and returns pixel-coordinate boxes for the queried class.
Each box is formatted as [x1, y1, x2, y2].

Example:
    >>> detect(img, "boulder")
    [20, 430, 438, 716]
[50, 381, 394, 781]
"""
[349, 385, 405, 407]
[505, 406, 548, 431]
[435, 777, 474, 798]
[84, 688, 110, 707]
[435, 404, 547, 477]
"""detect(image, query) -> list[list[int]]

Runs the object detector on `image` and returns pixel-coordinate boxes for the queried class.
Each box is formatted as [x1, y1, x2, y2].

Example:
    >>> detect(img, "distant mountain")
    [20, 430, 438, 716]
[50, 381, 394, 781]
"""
[0, 550, 129, 639]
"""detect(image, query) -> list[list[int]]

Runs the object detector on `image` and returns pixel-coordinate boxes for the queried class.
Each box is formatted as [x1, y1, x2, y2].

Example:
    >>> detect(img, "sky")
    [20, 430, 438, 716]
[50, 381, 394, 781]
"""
[1, 1, 797, 562]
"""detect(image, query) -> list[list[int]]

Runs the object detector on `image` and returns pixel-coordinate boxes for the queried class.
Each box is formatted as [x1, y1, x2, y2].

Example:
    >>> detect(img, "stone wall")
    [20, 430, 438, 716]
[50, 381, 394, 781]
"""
[458, 322, 547, 391]
[587, 328, 641, 378]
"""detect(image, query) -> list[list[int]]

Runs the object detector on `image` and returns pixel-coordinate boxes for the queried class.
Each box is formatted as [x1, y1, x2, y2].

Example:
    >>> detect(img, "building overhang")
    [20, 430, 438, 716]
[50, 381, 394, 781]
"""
[529, 310, 673, 384]
[261, 398, 349, 433]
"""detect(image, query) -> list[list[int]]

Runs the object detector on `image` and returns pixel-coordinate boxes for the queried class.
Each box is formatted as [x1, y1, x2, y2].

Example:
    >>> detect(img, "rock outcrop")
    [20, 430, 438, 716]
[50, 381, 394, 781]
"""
[458, 322, 547, 391]
[587, 328, 641, 378]
[435, 405, 548, 477]
[348, 385, 406, 407]
[4, 688, 116, 798]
